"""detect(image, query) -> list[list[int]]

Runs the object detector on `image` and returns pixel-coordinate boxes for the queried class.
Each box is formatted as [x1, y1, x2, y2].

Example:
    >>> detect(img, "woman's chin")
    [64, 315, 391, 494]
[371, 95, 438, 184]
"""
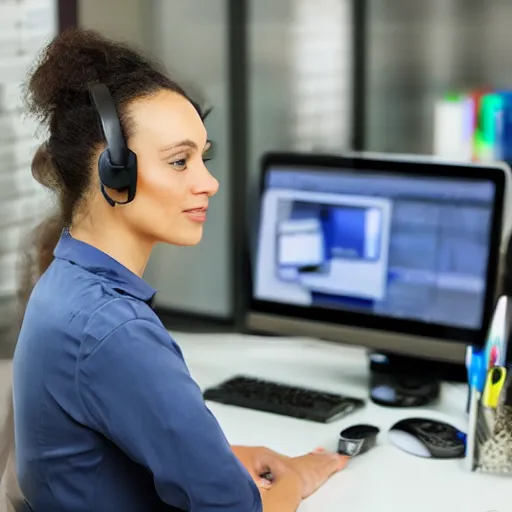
[163, 227, 204, 247]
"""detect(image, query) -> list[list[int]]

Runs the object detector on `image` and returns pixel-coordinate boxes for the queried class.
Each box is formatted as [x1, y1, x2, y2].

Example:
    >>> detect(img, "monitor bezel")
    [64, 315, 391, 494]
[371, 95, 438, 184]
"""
[247, 152, 507, 347]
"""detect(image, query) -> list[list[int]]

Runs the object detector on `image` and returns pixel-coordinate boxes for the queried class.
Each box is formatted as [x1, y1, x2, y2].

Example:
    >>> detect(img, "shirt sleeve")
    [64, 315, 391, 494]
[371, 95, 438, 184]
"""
[76, 317, 262, 512]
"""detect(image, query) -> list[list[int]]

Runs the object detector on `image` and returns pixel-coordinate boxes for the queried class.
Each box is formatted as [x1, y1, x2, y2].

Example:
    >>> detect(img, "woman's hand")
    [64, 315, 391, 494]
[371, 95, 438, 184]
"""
[232, 445, 291, 489]
[232, 445, 348, 497]
[289, 448, 348, 498]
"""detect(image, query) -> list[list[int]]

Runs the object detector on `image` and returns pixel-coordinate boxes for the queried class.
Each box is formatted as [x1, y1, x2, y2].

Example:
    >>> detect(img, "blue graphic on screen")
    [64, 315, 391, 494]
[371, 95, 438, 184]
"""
[275, 198, 388, 303]
[277, 203, 382, 275]
[328, 207, 381, 261]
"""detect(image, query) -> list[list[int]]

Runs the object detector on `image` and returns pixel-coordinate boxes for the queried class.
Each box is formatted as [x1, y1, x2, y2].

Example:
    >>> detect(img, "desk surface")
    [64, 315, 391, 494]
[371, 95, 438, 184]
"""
[175, 331, 510, 512]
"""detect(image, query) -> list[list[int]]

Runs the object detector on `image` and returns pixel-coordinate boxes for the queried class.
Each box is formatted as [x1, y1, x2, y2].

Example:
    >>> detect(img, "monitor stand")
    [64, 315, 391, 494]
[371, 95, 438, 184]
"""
[368, 351, 467, 408]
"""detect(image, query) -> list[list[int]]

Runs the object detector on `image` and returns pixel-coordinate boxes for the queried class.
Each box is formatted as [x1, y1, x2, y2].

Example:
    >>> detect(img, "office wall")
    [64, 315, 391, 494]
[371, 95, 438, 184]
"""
[78, 0, 148, 49]
[79, 0, 233, 318]
[142, 1, 233, 318]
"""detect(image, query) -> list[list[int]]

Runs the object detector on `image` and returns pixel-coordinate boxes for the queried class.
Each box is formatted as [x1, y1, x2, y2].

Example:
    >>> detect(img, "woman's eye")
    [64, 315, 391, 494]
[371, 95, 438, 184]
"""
[170, 158, 187, 170]
[203, 157, 212, 164]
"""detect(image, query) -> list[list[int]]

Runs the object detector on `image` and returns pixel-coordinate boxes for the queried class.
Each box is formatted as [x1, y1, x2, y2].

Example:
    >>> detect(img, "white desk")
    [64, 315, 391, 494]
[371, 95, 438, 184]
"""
[175, 331, 510, 512]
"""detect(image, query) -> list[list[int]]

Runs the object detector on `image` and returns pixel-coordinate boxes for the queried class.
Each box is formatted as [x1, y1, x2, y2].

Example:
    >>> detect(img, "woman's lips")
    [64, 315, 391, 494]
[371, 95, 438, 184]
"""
[183, 207, 207, 222]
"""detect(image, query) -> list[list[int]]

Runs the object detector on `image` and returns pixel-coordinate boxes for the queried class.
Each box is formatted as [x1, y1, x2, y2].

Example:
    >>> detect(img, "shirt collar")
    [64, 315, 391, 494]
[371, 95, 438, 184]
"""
[54, 230, 156, 303]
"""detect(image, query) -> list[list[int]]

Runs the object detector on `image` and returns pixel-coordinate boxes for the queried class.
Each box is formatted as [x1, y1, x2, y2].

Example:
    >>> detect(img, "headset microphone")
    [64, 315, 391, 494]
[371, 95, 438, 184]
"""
[88, 82, 138, 207]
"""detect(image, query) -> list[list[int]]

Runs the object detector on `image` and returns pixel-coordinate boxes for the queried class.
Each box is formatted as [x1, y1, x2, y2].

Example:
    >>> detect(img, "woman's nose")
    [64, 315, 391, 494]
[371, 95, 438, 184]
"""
[192, 166, 219, 198]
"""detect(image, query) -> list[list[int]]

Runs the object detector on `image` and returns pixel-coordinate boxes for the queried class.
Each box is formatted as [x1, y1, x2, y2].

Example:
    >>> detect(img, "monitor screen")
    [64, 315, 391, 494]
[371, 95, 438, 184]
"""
[251, 154, 506, 343]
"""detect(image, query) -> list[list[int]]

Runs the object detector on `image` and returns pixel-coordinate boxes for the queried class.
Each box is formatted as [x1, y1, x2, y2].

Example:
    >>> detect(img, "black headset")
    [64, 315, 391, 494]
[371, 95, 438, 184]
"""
[88, 82, 137, 207]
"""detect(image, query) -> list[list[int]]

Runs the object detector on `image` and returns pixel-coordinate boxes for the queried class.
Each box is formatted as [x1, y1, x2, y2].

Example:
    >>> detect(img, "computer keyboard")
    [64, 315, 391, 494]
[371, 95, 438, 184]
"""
[203, 376, 365, 423]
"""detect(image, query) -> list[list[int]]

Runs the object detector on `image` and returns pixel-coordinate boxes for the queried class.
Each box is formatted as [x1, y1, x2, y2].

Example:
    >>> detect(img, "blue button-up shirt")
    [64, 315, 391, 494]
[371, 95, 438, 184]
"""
[13, 232, 261, 512]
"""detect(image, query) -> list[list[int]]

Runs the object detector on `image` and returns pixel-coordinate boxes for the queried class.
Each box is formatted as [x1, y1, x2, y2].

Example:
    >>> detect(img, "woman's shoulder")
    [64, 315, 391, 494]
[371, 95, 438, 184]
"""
[76, 294, 182, 366]
[82, 294, 166, 344]
[76, 297, 186, 385]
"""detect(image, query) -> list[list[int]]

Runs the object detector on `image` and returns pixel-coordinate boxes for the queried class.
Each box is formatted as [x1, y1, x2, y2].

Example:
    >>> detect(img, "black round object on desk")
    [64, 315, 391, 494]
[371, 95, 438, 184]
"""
[337, 424, 380, 457]
[370, 373, 441, 407]
[369, 353, 442, 408]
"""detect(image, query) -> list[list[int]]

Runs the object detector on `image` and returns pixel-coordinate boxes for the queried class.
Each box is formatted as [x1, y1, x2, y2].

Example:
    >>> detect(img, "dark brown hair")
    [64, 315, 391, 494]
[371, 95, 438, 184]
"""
[17, 28, 200, 311]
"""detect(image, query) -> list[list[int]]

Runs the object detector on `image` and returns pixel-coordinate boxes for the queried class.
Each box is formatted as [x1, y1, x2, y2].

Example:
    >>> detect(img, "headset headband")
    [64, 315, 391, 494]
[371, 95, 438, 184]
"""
[88, 83, 128, 166]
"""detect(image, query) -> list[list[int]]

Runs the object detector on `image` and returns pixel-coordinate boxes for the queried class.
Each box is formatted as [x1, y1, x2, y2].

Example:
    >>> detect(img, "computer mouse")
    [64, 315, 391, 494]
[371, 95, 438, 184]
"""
[337, 424, 380, 457]
[388, 418, 466, 459]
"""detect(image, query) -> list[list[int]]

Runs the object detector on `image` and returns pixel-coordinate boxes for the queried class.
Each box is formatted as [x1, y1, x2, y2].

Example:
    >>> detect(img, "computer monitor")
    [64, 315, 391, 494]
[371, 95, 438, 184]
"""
[247, 152, 508, 369]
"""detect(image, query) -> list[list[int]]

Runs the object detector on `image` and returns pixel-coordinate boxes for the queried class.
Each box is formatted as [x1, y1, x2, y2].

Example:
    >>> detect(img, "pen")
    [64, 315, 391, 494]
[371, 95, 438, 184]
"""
[465, 347, 485, 471]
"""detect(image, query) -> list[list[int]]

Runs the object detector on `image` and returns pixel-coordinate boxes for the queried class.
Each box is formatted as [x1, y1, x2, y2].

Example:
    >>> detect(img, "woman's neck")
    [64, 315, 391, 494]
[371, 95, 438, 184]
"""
[70, 222, 154, 277]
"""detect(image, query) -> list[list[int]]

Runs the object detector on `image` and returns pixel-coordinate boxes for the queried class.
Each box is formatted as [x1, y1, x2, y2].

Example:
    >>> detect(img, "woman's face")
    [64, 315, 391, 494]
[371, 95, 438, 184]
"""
[112, 89, 219, 246]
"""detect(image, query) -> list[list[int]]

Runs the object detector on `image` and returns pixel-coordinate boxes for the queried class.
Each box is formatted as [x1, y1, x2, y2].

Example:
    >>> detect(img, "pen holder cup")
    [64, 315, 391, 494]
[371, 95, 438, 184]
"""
[473, 402, 512, 474]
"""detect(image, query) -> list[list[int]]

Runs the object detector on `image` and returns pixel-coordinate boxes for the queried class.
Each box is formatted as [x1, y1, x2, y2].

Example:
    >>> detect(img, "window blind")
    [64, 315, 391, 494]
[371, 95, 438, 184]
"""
[290, 0, 353, 152]
[0, 0, 57, 336]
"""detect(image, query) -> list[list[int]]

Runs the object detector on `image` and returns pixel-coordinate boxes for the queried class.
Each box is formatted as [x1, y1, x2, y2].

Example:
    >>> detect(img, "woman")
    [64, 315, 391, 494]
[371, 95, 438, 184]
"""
[4, 29, 348, 512]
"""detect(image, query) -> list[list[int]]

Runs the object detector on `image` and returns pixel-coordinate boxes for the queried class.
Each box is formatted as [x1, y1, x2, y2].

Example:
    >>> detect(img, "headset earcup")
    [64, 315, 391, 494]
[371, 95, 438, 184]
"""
[98, 150, 126, 189]
[98, 148, 137, 206]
